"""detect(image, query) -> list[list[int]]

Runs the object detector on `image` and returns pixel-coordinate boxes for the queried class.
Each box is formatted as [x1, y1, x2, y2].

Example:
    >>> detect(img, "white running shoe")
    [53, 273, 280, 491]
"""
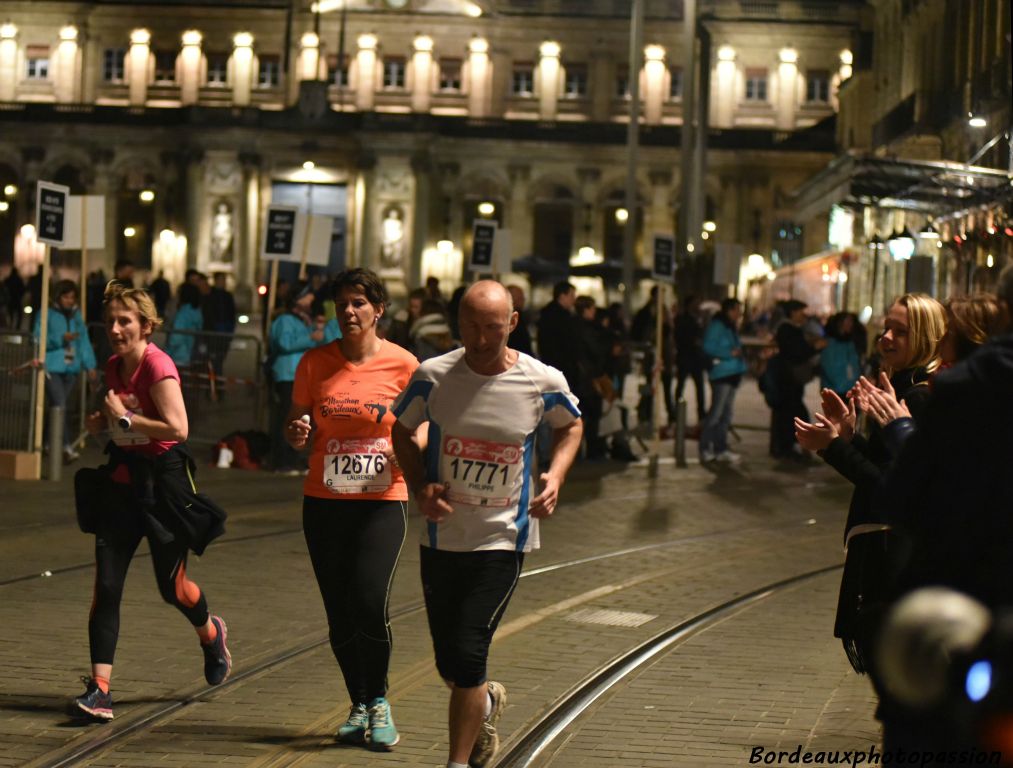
[716, 450, 742, 464]
[700, 449, 716, 463]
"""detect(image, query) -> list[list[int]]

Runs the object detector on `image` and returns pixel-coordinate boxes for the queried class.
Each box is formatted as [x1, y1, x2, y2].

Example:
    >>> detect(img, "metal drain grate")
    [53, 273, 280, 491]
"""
[566, 608, 657, 628]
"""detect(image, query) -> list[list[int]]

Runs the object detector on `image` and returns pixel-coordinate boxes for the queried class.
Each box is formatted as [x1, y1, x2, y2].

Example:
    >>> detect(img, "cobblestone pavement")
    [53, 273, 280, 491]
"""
[0, 383, 878, 766]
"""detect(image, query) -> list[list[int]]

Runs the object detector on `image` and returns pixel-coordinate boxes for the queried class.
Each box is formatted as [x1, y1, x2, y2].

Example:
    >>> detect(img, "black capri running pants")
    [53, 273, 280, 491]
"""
[303, 496, 407, 704]
[90, 500, 210, 665]
[420, 546, 523, 688]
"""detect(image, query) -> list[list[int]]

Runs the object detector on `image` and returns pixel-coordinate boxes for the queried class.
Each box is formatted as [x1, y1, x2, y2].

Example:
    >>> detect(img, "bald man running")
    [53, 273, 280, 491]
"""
[392, 280, 583, 768]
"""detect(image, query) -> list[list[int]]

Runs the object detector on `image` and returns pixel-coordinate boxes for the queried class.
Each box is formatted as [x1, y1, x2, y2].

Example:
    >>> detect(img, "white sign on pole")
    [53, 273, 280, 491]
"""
[63, 196, 106, 249]
[262, 205, 299, 261]
[299, 215, 335, 267]
[494, 227, 511, 276]
[714, 243, 744, 285]
[36, 181, 70, 246]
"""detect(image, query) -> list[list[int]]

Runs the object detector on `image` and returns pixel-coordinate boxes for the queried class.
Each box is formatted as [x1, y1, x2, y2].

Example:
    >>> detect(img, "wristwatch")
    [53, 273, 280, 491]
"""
[118, 410, 134, 430]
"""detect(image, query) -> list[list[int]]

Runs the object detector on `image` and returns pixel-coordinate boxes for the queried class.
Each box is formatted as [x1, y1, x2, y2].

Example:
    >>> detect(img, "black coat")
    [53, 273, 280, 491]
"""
[823, 366, 933, 533]
[877, 336, 1013, 610]
[824, 366, 932, 666]
[537, 300, 581, 385]
[674, 310, 706, 370]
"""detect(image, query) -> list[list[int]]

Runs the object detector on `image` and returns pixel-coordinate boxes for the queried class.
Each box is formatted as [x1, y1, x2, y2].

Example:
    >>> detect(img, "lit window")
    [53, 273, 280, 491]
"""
[154, 51, 176, 83]
[383, 57, 406, 90]
[102, 48, 125, 83]
[206, 53, 228, 86]
[26, 47, 50, 80]
[258, 55, 280, 88]
[439, 58, 462, 92]
[563, 64, 587, 98]
[615, 66, 629, 98]
[744, 68, 767, 101]
[512, 64, 533, 96]
[806, 69, 830, 103]
[327, 55, 348, 87]
[669, 66, 683, 100]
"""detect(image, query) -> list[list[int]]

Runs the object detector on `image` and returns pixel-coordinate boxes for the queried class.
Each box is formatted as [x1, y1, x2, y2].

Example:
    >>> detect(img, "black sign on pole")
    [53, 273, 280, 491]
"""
[263, 206, 299, 260]
[652, 234, 676, 282]
[469, 220, 498, 273]
[36, 181, 70, 247]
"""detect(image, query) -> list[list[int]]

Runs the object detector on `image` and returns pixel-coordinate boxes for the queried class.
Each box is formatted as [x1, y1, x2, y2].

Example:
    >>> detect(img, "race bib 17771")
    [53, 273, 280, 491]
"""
[440, 434, 522, 509]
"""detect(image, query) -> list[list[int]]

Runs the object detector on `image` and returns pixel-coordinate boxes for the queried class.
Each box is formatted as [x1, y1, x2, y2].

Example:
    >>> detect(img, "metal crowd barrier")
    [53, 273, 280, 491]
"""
[88, 324, 266, 447]
[0, 330, 38, 452]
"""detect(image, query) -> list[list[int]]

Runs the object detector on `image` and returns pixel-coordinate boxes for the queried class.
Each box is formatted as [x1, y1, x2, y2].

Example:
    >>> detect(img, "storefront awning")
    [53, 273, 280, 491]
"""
[793, 152, 1013, 222]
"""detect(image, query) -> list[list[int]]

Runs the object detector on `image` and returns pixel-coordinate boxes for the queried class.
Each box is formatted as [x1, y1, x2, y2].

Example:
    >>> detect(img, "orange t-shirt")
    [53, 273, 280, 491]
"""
[293, 339, 419, 501]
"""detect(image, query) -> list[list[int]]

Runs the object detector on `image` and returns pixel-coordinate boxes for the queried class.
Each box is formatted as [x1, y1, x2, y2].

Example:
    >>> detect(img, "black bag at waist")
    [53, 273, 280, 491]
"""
[75, 442, 227, 555]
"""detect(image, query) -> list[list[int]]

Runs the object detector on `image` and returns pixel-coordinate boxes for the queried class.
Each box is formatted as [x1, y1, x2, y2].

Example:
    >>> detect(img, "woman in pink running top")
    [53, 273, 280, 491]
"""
[71, 282, 230, 722]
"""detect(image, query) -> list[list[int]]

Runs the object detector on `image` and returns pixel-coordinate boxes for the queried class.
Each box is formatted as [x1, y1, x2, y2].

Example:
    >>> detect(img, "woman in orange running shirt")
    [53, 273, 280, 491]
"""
[286, 268, 418, 750]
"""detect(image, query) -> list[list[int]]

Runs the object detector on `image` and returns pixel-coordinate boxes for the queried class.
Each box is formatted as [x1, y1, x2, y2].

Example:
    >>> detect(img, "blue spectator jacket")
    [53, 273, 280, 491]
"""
[34, 306, 96, 375]
[702, 318, 747, 382]
[820, 337, 860, 396]
[269, 313, 320, 383]
[167, 304, 204, 366]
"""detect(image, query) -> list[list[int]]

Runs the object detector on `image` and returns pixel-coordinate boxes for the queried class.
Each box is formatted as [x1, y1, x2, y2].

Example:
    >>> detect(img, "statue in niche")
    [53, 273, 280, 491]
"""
[210, 201, 234, 263]
[380, 206, 405, 269]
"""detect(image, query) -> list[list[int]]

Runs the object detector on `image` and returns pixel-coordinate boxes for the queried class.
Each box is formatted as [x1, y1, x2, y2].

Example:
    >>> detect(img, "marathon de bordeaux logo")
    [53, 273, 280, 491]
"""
[444, 436, 520, 465]
[327, 437, 388, 454]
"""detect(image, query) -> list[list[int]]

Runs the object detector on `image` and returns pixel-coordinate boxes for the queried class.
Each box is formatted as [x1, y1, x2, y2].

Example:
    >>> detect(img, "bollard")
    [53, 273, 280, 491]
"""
[675, 398, 688, 468]
[48, 405, 64, 482]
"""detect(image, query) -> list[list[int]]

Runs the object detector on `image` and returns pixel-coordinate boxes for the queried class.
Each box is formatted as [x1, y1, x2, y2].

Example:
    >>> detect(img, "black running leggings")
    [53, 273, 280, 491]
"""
[90, 513, 210, 665]
[420, 546, 524, 688]
[302, 496, 407, 704]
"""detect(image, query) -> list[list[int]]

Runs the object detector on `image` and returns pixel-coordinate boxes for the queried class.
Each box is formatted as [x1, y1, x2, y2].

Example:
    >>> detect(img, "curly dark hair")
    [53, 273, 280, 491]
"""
[331, 268, 389, 308]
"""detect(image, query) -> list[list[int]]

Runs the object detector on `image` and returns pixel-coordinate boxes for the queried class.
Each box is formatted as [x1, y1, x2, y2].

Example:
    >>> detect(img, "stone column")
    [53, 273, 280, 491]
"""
[90, 150, 117, 275]
[537, 41, 560, 121]
[53, 26, 80, 103]
[298, 32, 321, 82]
[0, 23, 18, 102]
[411, 35, 433, 113]
[775, 47, 798, 131]
[643, 44, 666, 125]
[179, 30, 203, 106]
[713, 44, 736, 128]
[647, 168, 673, 239]
[355, 33, 377, 111]
[467, 36, 490, 117]
[127, 28, 150, 106]
[409, 152, 432, 289]
[238, 152, 262, 300]
[350, 151, 377, 268]
[231, 32, 254, 107]
[507, 164, 532, 264]
[589, 53, 610, 122]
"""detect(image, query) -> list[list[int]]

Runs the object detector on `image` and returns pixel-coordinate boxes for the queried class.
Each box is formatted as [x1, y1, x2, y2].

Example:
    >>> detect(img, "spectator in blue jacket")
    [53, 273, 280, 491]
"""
[699, 298, 747, 464]
[34, 280, 97, 463]
[167, 283, 204, 367]
[268, 287, 324, 472]
[820, 312, 861, 397]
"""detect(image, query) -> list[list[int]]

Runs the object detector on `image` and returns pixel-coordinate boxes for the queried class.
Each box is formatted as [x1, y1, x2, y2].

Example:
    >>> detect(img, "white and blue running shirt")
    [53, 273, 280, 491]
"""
[392, 348, 581, 553]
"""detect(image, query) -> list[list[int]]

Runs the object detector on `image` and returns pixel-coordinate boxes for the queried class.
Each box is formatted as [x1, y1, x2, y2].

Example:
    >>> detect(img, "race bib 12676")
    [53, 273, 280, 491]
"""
[323, 437, 392, 494]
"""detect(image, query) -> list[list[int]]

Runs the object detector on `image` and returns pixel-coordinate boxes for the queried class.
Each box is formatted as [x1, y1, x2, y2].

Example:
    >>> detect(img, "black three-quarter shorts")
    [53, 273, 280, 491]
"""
[419, 545, 524, 688]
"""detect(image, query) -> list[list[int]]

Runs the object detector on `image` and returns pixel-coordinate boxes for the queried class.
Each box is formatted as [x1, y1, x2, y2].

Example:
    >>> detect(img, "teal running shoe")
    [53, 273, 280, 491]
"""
[366, 697, 399, 750]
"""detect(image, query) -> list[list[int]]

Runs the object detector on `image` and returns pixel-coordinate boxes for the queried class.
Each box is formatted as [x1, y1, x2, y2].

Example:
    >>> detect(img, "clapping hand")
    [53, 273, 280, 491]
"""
[819, 388, 857, 442]
[794, 412, 840, 452]
[857, 373, 911, 428]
